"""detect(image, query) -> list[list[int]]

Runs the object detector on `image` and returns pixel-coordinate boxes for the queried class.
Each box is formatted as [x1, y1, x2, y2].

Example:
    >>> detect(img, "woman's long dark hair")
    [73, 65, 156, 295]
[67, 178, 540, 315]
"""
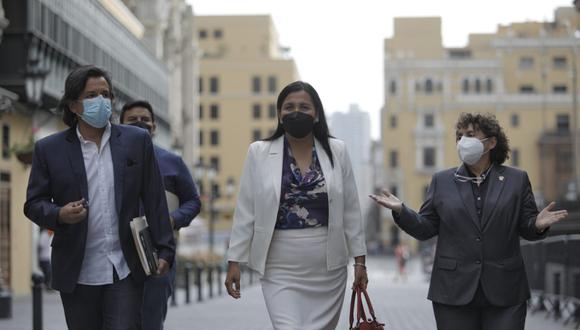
[264, 81, 334, 167]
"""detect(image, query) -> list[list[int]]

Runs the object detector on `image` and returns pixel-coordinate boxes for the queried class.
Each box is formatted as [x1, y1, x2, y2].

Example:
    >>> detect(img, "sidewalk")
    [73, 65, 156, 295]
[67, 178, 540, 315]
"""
[0, 257, 575, 329]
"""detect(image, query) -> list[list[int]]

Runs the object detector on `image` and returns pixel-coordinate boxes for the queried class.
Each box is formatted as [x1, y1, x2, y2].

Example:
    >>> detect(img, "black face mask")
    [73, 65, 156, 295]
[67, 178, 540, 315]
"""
[127, 121, 153, 134]
[282, 112, 315, 139]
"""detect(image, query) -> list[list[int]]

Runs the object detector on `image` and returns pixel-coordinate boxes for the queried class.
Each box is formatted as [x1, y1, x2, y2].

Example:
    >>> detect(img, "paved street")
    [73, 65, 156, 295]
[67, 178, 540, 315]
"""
[0, 256, 575, 329]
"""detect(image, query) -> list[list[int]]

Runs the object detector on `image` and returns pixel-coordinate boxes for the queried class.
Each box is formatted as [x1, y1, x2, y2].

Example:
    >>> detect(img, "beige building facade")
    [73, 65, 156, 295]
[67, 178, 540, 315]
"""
[196, 15, 298, 243]
[382, 7, 580, 247]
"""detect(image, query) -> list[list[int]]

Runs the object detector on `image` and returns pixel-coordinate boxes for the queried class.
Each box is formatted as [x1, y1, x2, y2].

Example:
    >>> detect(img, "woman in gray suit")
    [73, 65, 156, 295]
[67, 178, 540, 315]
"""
[370, 112, 568, 330]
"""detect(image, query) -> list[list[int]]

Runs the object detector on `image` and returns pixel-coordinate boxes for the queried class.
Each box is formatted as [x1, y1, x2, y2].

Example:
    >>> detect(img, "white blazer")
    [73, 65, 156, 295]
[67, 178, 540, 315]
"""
[227, 136, 366, 275]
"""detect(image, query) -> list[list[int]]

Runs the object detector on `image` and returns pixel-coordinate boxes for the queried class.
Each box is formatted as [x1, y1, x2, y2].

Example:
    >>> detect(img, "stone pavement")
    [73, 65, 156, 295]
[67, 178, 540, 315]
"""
[0, 256, 575, 329]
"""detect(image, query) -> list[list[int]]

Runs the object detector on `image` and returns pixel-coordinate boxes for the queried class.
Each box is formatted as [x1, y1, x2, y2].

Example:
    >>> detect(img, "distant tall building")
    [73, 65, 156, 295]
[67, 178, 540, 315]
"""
[382, 6, 580, 246]
[330, 104, 372, 215]
[196, 15, 299, 243]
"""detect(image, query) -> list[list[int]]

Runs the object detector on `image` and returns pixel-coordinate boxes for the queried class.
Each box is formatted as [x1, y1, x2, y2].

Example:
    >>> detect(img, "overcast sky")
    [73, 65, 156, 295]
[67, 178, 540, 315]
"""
[187, 0, 573, 138]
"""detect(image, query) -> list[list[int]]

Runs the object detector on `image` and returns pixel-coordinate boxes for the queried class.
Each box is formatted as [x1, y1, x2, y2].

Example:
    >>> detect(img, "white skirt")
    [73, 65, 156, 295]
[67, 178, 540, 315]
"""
[260, 227, 347, 330]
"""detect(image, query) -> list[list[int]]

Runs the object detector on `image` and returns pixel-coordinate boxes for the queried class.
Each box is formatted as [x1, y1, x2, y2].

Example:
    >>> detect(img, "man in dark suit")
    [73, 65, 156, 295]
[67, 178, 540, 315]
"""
[120, 100, 201, 330]
[370, 112, 568, 330]
[24, 65, 175, 330]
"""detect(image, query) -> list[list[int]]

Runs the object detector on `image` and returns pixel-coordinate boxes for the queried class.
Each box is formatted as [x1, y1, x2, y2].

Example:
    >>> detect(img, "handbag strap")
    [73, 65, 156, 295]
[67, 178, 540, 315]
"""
[349, 288, 357, 329]
[356, 287, 369, 323]
[360, 288, 378, 321]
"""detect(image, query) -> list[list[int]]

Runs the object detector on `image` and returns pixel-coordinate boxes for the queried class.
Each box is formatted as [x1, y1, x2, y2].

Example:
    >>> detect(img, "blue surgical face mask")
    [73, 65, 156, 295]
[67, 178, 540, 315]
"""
[81, 95, 112, 128]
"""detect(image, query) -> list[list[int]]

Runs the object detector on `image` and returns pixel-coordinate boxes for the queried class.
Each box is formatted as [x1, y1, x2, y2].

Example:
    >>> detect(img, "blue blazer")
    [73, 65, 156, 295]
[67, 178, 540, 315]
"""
[24, 124, 175, 293]
[153, 145, 201, 229]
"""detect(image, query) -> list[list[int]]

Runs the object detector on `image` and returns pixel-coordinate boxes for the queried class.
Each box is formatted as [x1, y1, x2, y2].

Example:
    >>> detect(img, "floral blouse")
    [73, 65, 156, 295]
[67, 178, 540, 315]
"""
[275, 137, 329, 229]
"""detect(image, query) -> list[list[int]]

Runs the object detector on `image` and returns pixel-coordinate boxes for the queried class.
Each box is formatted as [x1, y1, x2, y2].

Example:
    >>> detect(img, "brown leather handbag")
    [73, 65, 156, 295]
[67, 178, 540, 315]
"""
[349, 287, 386, 330]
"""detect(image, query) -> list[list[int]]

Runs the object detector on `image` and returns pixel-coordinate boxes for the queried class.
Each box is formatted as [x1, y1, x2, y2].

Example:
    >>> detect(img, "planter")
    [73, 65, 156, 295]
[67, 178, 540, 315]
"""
[15, 151, 33, 165]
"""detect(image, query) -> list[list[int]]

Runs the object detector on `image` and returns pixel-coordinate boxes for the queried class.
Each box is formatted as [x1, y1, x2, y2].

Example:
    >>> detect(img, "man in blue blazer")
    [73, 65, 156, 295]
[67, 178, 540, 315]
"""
[24, 65, 175, 330]
[120, 100, 201, 330]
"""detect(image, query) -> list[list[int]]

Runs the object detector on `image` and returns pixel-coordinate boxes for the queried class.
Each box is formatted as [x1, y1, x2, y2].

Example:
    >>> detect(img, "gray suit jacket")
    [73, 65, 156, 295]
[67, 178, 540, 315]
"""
[394, 164, 547, 306]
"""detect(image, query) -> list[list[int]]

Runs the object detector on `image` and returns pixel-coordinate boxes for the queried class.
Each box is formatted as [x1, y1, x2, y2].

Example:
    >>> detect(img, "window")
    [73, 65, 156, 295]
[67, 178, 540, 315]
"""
[2, 124, 9, 159]
[557, 114, 570, 132]
[425, 79, 433, 94]
[390, 115, 397, 129]
[389, 150, 398, 168]
[519, 57, 534, 69]
[553, 56, 567, 69]
[511, 113, 519, 127]
[210, 130, 219, 145]
[415, 81, 421, 92]
[423, 147, 436, 167]
[389, 185, 398, 197]
[389, 80, 397, 94]
[213, 29, 223, 39]
[209, 76, 219, 94]
[268, 76, 277, 94]
[424, 114, 434, 128]
[475, 79, 481, 93]
[253, 129, 261, 141]
[252, 104, 261, 119]
[553, 85, 568, 94]
[252, 76, 261, 93]
[198, 77, 203, 93]
[462, 79, 469, 94]
[486, 79, 493, 93]
[268, 104, 277, 119]
[423, 185, 430, 201]
[198, 104, 203, 119]
[519, 85, 535, 94]
[210, 156, 220, 172]
[511, 149, 519, 167]
[211, 183, 220, 199]
[199, 130, 203, 146]
[210, 104, 219, 119]
[199, 30, 207, 39]
[556, 149, 573, 172]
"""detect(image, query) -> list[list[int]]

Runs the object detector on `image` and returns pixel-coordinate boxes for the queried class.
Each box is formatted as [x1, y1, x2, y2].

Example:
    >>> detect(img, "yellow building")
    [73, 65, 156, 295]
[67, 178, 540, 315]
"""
[382, 7, 580, 247]
[196, 15, 299, 246]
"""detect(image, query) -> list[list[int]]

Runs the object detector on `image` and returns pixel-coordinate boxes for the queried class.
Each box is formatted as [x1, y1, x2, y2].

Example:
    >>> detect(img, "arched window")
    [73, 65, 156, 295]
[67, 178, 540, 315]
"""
[475, 79, 481, 93]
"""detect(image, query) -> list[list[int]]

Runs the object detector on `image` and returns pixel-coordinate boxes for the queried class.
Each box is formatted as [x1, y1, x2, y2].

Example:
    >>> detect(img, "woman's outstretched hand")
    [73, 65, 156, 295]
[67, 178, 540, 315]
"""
[535, 201, 568, 231]
[369, 189, 403, 214]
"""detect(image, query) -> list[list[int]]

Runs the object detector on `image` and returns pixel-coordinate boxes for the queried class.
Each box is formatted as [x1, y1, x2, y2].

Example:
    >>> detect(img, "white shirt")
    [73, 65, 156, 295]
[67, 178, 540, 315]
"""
[76, 123, 130, 285]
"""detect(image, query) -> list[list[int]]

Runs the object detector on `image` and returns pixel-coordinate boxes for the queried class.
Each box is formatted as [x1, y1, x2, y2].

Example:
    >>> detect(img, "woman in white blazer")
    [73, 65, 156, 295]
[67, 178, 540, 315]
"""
[224, 81, 367, 329]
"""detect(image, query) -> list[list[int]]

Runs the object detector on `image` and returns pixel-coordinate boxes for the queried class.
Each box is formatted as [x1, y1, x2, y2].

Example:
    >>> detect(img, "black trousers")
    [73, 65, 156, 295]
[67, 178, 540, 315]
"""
[60, 272, 143, 330]
[432, 302, 526, 330]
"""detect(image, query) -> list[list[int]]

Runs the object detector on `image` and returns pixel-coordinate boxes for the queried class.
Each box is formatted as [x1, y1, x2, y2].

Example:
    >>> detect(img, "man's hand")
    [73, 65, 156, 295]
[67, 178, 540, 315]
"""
[225, 261, 241, 299]
[369, 189, 403, 214]
[156, 258, 170, 276]
[57, 199, 88, 224]
[535, 201, 568, 231]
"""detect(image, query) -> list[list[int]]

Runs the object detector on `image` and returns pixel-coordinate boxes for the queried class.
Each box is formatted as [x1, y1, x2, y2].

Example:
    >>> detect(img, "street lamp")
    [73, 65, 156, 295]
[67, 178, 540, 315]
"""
[24, 59, 49, 108]
[194, 161, 217, 255]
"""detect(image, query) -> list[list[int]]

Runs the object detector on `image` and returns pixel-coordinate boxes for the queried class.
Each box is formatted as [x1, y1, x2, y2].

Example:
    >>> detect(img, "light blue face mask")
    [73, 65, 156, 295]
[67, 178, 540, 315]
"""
[81, 95, 112, 128]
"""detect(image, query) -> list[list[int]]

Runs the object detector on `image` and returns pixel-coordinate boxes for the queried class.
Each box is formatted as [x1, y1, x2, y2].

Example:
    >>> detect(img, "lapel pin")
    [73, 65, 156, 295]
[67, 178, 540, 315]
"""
[499, 176, 504, 181]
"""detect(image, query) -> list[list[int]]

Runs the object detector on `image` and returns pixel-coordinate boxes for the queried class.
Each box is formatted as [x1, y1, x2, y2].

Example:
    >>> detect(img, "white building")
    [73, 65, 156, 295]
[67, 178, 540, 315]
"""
[329, 104, 372, 220]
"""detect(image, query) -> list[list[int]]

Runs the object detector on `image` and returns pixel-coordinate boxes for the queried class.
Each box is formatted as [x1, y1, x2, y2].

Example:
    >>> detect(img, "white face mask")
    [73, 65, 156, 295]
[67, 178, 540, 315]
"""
[457, 136, 488, 165]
